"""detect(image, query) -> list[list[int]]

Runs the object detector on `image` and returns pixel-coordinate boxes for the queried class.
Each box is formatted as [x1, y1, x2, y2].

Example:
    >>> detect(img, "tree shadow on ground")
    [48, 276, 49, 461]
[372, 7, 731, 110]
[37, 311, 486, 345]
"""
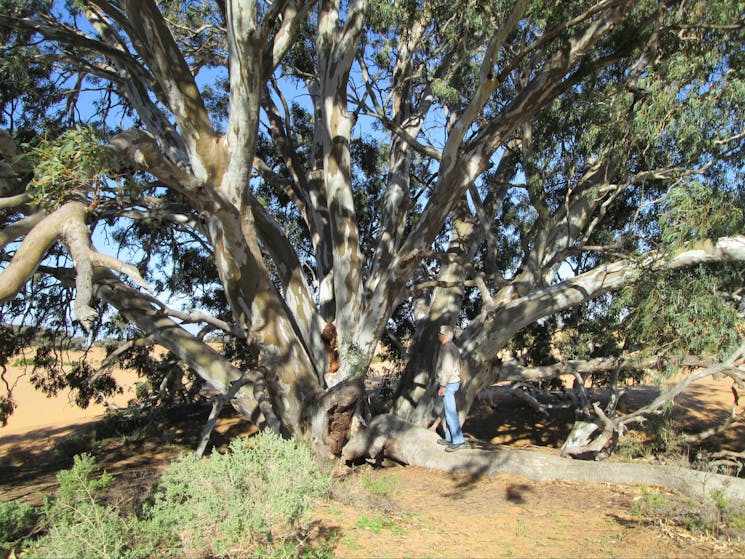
[464, 387, 576, 448]
[0, 403, 256, 503]
[465, 379, 745, 455]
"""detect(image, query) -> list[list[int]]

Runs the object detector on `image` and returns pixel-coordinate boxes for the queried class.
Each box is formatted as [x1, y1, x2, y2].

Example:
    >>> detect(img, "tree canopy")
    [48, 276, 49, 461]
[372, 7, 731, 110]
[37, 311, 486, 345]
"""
[1, 0, 744, 461]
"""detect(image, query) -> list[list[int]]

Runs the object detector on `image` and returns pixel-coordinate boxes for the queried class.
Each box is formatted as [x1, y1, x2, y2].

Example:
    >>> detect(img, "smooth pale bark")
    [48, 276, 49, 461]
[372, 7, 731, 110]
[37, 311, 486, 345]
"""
[357, 3, 633, 366]
[392, 156, 511, 423]
[3, 1, 742, 467]
[454, 235, 745, 423]
[208, 208, 324, 433]
[113, 1, 332, 437]
[317, 0, 367, 369]
[0, 204, 80, 303]
[392, 201, 479, 424]
[365, 10, 429, 288]
[392, 230, 745, 431]
[0, 212, 45, 250]
[123, 0, 219, 180]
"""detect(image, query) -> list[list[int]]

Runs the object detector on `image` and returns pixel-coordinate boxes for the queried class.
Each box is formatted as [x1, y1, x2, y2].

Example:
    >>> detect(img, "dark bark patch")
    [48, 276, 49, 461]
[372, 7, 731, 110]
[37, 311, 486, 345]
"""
[326, 403, 355, 454]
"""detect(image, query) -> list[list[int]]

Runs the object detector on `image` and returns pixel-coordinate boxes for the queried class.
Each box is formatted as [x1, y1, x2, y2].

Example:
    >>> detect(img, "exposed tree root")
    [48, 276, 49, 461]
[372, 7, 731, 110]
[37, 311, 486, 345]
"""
[342, 414, 745, 502]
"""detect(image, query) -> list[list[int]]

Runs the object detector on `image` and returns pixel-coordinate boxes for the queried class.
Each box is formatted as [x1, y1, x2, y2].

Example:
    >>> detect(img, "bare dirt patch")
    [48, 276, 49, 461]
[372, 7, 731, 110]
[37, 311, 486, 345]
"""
[318, 466, 736, 559]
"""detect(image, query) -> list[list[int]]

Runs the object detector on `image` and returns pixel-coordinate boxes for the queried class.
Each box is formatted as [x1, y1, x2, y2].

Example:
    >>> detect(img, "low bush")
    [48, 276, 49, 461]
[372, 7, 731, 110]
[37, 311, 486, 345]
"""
[361, 471, 399, 499]
[630, 485, 745, 542]
[21, 432, 333, 558]
[146, 430, 332, 557]
[26, 453, 153, 559]
[0, 499, 39, 553]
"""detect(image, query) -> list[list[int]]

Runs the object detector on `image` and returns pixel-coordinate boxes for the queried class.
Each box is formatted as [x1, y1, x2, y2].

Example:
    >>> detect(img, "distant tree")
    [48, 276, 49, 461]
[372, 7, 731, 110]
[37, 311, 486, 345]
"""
[1, 0, 744, 466]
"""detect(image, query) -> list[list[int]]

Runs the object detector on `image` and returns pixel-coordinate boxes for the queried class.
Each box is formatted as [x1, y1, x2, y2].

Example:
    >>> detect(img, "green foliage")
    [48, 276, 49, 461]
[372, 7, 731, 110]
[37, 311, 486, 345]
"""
[621, 264, 744, 360]
[52, 431, 95, 461]
[29, 453, 152, 559]
[0, 324, 37, 425]
[27, 343, 120, 409]
[660, 182, 745, 246]
[506, 318, 556, 366]
[2, 0, 745, 452]
[145, 431, 332, 557]
[23, 127, 120, 208]
[0, 0, 59, 130]
[355, 513, 406, 535]
[0, 325, 120, 427]
[361, 472, 399, 499]
[108, 342, 203, 408]
[616, 431, 648, 461]
[340, 341, 368, 377]
[21, 434, 333, 558]
[0, 499, 39, 552]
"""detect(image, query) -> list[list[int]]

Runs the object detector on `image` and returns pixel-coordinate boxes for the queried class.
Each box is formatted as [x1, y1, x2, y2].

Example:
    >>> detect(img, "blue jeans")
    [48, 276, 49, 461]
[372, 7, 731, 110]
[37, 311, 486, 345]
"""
[442, 382, 465, 445]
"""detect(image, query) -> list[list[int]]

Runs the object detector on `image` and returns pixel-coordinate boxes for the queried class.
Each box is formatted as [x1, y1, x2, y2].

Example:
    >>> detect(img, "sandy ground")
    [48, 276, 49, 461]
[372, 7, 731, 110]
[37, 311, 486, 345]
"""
[1, 354, 140, 437]
[317, 466, 735, 559]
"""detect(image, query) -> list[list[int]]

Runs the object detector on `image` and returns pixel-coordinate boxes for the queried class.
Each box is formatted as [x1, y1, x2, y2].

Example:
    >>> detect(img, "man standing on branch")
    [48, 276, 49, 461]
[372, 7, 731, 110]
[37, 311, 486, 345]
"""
[436, 325, 468, 452]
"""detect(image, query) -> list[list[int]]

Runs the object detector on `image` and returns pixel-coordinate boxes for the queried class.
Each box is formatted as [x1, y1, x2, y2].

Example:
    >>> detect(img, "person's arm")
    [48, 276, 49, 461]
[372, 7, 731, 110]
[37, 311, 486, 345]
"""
[435, 348, 447, 396]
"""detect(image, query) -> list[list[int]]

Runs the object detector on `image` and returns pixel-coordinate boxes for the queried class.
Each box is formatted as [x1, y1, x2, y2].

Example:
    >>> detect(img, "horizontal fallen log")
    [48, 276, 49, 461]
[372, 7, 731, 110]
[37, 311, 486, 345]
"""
[342, 414, 745, 502]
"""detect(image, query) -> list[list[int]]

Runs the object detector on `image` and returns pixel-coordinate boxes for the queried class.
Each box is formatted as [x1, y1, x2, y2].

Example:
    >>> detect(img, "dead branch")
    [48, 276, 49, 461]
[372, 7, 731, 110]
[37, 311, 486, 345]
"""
[683, 382, 745, 445]
[90, 253, 151, 292]
[618, 343, 745, 428]
[561, 343, 745, 459]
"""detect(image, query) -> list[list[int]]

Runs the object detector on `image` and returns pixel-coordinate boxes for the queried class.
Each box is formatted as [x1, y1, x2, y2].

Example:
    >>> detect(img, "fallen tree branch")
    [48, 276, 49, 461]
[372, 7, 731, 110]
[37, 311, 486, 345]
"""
[342, 414, 745, 502]
[618, 342, 745, 428]
[558, 343, 745, 458]
[495, 354, 722, 384]
[196, 374, 249, 458]
[683, 383, 745, 445]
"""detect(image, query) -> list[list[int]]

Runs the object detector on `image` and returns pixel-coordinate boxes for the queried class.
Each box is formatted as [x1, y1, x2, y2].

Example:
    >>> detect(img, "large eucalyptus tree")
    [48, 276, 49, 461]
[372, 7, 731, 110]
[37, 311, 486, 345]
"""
[1, 0, 744, 464]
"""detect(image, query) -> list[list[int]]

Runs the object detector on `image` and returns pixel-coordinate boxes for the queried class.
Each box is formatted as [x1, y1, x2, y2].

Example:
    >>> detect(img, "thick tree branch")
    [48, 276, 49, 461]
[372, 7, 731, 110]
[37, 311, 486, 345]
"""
[0, 198, 152, 330]
[93, 271, 266, 423]
[0, 202, 81, 304]
[108, 130, 203, 195]
[122, 0, 217, 153]
[469, 235, 745, 358]
[0, 212, 45, 248]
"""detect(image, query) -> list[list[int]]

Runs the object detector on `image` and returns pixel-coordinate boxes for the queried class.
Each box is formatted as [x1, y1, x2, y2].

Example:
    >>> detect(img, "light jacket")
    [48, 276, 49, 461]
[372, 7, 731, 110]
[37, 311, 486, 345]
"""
[436, 341, 461, 388]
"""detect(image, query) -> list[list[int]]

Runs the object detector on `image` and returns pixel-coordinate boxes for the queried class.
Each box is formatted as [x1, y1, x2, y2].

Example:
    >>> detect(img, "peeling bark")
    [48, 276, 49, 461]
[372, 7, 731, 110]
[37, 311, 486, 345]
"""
[302, 376, 365, 455]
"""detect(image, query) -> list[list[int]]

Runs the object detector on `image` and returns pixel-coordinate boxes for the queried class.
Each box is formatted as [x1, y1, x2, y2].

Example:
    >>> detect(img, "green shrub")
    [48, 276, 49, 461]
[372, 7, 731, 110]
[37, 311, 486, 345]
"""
[18, 434, 334, 558]
[145, 430, 332, 558]
[355, 513, 406, 535]
[0, 499, 39, 551]
[27, 453, 152, 559]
